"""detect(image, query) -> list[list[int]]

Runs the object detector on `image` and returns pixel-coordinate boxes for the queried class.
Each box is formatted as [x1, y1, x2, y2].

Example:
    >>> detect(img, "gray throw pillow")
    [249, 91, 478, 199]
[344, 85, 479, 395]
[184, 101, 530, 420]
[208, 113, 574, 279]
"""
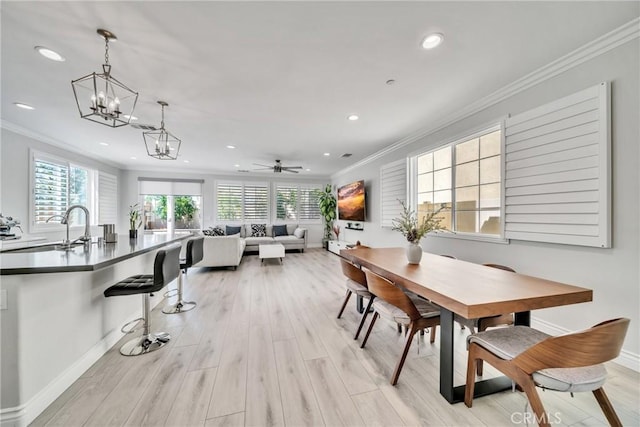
[226, 225, 241, 236]
[273, 224, 288, 237]
[293, 228, 306, 239]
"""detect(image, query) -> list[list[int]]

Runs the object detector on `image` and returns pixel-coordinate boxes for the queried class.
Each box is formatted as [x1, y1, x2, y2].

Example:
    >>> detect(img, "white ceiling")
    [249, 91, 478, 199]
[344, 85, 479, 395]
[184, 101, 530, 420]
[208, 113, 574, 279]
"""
[1, 1, 637, 178]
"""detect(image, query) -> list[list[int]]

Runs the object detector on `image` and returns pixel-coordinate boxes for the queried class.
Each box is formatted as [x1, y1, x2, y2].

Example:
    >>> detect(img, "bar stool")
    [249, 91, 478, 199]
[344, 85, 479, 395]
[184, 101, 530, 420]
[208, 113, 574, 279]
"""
[163, 236, 204, 314]
[104, 243, 181, 356]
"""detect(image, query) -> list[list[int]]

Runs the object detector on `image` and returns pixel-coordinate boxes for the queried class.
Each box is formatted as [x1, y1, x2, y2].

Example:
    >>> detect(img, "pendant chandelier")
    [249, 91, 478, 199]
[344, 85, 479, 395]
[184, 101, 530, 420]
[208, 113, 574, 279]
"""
[71, 29, 138, 128]
[143, 101, 182, 160]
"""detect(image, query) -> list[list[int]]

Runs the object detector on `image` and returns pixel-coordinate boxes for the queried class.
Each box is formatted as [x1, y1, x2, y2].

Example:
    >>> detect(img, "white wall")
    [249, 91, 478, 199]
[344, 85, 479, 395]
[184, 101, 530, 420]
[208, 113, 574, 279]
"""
[332, 40, 640, 364]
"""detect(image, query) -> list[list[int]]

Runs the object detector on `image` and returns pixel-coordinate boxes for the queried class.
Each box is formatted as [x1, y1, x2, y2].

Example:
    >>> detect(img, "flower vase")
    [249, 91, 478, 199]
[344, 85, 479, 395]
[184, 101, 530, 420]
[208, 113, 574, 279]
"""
[129, 229, 138, 239]
[406, 242, 423, 264]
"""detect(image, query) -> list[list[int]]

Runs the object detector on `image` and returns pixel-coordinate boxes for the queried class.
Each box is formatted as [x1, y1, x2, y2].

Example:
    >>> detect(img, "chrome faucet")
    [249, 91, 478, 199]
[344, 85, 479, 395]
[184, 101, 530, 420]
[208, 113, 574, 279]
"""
[47, 205, 91, 248]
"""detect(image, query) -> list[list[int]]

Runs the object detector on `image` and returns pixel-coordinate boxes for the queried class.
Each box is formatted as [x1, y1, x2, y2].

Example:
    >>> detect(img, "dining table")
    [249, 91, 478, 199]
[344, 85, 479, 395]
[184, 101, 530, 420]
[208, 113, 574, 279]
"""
[340, 247, 593, 404]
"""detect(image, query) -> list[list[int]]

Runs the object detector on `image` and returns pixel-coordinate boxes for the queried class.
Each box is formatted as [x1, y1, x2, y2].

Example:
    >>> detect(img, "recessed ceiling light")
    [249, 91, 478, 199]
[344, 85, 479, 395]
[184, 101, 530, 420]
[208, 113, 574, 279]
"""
[226, 145, 236, 149]
[130, 156, 137, 160]
[34, 46, 65, 62]
[348, 115, 359, 121]
[183, 160, 190, 163]
[305, 168, 311, 172]
[324, 152, 330, 156]
[123, 114, 138, 121]
[14, 102, 35, 110]
[234, 164, 240, 168]
[99, 142, 109, 146]
[422, 33, 444, 49]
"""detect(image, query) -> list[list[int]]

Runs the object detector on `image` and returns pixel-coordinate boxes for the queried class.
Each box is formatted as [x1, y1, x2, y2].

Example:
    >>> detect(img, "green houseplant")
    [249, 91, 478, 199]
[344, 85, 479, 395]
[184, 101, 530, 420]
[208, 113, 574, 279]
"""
[317, 184, 337, 248]
[129, 203, 142, 239]
[392, 200, 446, 264]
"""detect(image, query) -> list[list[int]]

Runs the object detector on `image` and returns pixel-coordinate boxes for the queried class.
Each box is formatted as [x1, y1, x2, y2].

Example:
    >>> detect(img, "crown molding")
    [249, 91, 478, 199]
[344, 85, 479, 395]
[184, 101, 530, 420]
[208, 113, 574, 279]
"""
[1, 119, 125, 170]
[333, 17, 640, 179]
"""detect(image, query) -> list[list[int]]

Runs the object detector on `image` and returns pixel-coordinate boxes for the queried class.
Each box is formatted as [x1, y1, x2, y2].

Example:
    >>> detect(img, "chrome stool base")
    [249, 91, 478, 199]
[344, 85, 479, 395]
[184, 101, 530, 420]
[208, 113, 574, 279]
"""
[120, 332, 171, 356]
[162, 300, 196, 314]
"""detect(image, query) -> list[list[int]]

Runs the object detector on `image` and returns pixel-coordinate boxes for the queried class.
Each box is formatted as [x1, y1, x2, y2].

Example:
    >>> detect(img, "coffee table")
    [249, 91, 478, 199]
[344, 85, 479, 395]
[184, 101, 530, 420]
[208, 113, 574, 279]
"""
[259, 243, 285, 265]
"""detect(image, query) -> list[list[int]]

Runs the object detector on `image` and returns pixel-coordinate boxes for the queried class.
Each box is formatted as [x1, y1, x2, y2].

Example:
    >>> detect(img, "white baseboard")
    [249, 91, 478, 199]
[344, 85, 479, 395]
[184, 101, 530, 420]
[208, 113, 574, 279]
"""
[531, 317, 639, 372]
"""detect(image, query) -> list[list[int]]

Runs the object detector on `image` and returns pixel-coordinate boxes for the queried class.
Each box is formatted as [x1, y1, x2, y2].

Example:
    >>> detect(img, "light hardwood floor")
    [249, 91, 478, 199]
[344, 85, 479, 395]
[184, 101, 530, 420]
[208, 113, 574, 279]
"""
[33, 249, 639, 426]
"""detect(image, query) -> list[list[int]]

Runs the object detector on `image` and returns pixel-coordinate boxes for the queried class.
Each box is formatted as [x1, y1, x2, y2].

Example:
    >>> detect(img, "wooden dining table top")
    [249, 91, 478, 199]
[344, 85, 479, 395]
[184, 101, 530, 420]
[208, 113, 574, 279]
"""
[340, 247, 593, 319]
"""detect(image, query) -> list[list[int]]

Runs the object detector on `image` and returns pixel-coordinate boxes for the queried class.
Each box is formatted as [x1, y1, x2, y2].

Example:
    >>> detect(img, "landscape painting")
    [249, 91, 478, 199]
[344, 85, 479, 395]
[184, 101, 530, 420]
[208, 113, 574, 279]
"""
[338, 180, 365, 221]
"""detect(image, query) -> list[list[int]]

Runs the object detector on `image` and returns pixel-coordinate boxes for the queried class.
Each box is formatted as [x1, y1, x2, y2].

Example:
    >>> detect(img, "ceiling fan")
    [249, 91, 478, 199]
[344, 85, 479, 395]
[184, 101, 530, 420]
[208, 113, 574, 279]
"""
[252, 159, 303, 173]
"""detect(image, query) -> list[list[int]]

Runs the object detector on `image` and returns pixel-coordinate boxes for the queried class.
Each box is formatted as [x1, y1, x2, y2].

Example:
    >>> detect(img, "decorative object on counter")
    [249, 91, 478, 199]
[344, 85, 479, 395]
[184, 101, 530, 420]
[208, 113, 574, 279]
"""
[99, 223, 117, 243]
[129, 203, 142, 239]
[143, 101, 181, 160]
[332, 224, 340, 241]
[392, 200, 446, 264]
[71, 29, 138, 128]
[318, 184, 337, 249]
[0, 213, 22, 240]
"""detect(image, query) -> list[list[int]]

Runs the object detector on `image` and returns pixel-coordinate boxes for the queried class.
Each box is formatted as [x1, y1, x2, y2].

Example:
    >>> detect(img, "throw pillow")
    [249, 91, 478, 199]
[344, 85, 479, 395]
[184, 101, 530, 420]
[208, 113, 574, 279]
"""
[226, 225, 241, 236]
[211, 226, 225, 236]
[272, 224, 288, 237]
[202, 227, 214, 236]
[293, 228, 306, 239]
[251, 223, 267, 237]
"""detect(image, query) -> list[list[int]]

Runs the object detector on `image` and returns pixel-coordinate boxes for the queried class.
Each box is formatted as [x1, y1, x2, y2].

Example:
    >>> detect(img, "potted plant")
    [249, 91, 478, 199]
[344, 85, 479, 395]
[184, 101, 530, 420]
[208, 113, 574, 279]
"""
[129, 203, 142, 239]
[392, 200, 446, 264]
[317, 184, 337, 249]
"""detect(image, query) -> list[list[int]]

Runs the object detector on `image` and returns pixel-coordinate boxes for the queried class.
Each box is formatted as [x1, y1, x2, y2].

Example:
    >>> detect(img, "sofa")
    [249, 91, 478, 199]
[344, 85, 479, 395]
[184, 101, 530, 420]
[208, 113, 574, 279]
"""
[196, 224, 307, 269]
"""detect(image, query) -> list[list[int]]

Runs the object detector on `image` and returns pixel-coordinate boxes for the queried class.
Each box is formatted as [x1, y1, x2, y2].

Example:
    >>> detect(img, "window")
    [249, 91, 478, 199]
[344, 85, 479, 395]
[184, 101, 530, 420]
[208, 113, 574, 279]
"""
[216, 181, 269, 222]
[31, 152, 109, 230]
[414, 125, 503, 237]
[275, 183, 322, 221]
[139, 178, 203, 232]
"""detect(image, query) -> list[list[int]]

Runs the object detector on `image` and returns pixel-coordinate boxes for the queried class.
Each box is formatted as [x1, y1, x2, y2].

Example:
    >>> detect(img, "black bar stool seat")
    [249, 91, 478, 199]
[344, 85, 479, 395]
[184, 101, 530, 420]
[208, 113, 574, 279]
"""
[163, 237, 204, 314]
[104, 243, 181, 356]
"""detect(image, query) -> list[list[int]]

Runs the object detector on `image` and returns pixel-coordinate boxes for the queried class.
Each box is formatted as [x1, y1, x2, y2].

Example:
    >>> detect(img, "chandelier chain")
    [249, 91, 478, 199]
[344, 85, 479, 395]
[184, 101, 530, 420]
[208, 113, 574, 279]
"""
[104, 38, 110, 65]
[161, 104, 165, 129]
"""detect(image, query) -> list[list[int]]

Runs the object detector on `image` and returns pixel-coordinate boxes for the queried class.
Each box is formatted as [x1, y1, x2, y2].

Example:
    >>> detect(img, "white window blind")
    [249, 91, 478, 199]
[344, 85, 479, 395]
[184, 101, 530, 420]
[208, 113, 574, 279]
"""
[276, 184, 298, 220]
[244, 183, 269, 221]
[380, 159, 407, 227]
[139, 178, 203, 196]
[33, 156, 69, 224]
[98, 172, 118, 224]
[217, 182, 243, 221]
[504, 82, 610, 248]
[299, 185, 321, 221]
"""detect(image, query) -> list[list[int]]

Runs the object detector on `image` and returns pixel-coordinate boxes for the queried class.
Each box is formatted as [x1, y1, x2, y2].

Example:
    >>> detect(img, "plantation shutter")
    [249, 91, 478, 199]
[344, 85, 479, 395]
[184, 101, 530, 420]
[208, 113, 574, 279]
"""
[98, 172, 118, 224]
[380, 159, 407, 227]
[276, 184, 298, 220]
[243, 183, 269, 221]
[299, 185, 322, 221]
[504, 82, 611, 247]
[33, 156, 69, 224]
[216, 182, 243, 221]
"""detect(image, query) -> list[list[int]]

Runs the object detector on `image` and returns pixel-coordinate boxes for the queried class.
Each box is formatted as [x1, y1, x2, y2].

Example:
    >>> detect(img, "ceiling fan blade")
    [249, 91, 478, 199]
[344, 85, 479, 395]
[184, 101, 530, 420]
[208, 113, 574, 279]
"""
[253, 163, 272, 168]
[251, 167, 273, 171]
[283, 169, 299, 173]
[282, 166, 303, 169]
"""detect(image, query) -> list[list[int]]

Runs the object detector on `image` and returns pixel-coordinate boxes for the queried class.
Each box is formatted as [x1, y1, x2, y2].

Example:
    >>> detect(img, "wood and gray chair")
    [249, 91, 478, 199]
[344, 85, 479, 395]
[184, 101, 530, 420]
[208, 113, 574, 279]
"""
[163, 236, 204, 314]
[361, 270, 441, 385]
[337, 258, 375, 340]
[465, 318, 630, 427]
[104, 243, 181, 356]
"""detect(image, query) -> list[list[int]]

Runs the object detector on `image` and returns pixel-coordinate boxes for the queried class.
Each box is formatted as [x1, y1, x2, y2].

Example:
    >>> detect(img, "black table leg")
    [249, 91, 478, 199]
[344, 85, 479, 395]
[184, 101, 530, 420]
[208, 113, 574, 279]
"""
[439, 309, 531, 403]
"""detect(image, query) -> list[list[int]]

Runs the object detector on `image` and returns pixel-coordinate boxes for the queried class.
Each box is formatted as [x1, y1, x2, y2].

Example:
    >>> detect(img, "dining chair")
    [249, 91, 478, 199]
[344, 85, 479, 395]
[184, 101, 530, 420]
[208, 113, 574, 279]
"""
[361, 270, 441, 385]
[464, 318, 630, 427]
[337, 258, 375, 339]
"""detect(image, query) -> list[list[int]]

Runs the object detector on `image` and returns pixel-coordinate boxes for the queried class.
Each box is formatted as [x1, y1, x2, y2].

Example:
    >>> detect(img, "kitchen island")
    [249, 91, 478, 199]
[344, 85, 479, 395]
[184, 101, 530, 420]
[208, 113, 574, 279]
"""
[0, 233, 190, 426]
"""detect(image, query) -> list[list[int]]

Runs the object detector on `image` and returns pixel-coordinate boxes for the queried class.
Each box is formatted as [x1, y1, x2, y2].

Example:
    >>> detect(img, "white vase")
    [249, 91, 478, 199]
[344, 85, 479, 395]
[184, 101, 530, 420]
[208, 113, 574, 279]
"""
[406, 242, 423, 264]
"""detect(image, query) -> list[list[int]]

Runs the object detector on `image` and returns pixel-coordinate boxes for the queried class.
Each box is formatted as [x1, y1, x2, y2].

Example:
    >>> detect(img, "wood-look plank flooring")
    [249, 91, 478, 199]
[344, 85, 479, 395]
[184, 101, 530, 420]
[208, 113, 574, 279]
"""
[32, 249, 640, 426]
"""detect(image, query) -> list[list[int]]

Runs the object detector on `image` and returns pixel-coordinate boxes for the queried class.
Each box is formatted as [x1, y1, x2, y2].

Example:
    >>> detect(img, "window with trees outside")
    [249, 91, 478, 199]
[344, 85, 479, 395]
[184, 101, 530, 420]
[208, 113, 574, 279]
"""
[142, 195, 202, 232]
[216, 181, 269, 222]
[414, 125, 503, 237]
[275, 183, 322, 221]
[31, 152, 106, 230]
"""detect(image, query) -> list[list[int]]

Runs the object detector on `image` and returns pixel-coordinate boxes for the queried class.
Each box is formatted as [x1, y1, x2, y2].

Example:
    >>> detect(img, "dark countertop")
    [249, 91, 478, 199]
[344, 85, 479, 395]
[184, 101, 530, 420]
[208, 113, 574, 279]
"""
[0, 233, 191, 275]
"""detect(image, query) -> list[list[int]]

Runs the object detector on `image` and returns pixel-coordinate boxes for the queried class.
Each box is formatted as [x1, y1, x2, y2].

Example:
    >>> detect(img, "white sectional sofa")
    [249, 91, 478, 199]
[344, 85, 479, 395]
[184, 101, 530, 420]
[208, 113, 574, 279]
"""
[196, 224, 307, 269]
